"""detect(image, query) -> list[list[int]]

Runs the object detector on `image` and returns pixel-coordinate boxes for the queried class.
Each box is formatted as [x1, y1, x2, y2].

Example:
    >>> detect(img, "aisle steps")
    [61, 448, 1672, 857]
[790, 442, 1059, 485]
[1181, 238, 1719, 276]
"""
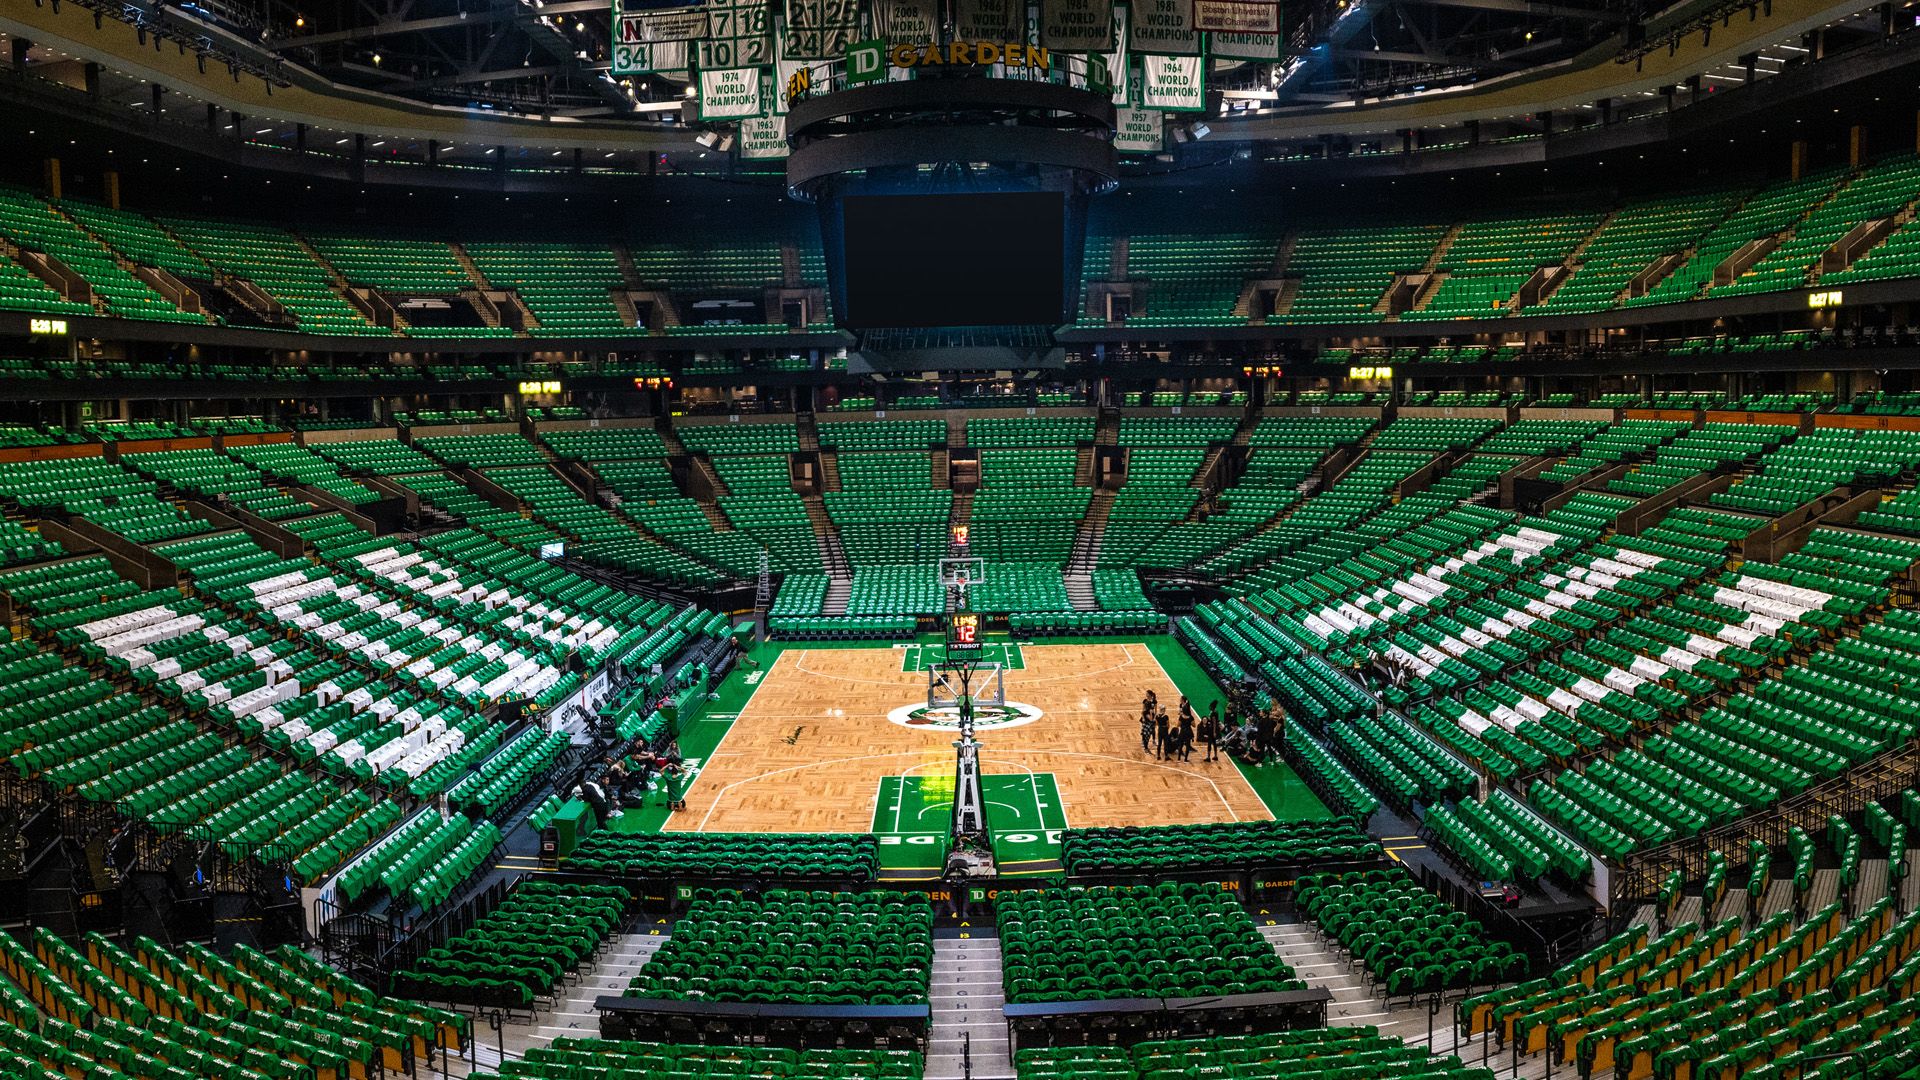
[925, 935, 1014, 1080]
[497, 930, 669, 1059]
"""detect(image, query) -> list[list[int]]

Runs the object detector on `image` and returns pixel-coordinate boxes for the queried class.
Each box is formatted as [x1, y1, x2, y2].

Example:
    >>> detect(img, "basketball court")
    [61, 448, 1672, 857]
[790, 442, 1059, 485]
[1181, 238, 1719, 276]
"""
[665, 641, 1276, 852]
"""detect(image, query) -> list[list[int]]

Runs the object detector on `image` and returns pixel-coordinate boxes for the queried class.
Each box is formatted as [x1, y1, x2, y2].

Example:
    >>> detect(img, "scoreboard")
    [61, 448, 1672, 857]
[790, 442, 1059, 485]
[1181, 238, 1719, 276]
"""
[946, 611, 983, 656]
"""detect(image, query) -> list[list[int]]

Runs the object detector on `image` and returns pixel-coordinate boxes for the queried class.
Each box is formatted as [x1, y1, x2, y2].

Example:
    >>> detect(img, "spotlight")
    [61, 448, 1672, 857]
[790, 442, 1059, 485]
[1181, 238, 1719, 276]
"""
[294, 14, 304, 27]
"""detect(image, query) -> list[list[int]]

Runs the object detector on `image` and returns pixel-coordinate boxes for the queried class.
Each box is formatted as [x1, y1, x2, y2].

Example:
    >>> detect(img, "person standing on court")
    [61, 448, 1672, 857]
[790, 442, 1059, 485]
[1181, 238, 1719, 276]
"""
[1154, 707, 1171, 761]
[661, 760, 690, 812]
[1203, 701, 1221, 762]
[1176, 697, 1196, 762]
[1140, 702, 1157, 755]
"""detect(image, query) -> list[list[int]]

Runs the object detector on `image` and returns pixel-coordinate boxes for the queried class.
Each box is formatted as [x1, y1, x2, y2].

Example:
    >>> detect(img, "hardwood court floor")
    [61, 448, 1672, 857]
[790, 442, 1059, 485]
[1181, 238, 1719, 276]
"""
[668, 642, 1272, 834]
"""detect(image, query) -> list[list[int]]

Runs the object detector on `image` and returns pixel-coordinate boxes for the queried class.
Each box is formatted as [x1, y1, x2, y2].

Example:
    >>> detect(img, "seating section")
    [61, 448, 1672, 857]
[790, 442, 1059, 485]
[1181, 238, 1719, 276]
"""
[464, 242, 642, 336]
[394, 880, 627, 1007]
[1283, 223, 1450, 324]
[0, 927, 466, 1079]
[626, 890, 932, 1004]
[568, 832, 880, 879]
[1606, 423, 1794, 497]
[306, 233, 471, 293]
[161, 215, 384, 335]
[1716, 153, 1920, 297]
[1016, 1027, 1498, 1080]
[0, 185, 200, 324]
[1062, 820, 1380, 874]
[11, 158, 1920, 337]
[998, 883, 1301, 1003]
[1709, 428, 1920, 516]
[1406, 212, 1603, 321]
[1524, 190, 1745, 315]
[818, 419, 945, 450]
[472, 1037, 920, 1080]
[1459, 891, 1920, 1080]
[1114, 230, 1276, 327]
[1297, 867, 1528, 995]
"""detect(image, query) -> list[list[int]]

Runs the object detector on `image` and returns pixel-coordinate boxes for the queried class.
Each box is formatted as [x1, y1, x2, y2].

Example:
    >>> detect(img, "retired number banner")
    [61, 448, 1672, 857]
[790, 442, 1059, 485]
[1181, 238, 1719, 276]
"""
[698, 0, 774, 67]
[783, 0, 860, 59]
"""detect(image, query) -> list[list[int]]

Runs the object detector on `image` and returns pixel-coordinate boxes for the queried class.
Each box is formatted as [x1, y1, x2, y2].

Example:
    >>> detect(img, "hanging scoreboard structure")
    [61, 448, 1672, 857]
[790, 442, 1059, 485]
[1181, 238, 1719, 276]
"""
[620, 0, 1268, 167]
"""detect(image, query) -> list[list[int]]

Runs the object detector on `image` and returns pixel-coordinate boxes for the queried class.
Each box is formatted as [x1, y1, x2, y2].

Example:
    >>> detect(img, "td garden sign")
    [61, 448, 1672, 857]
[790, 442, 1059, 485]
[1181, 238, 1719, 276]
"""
[884, 39, 1053, 70]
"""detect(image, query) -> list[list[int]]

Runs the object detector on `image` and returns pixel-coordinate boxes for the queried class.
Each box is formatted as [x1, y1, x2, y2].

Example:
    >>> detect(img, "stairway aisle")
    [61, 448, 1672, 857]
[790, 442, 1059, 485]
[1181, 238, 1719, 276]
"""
[1259, 921, 1383, 1028]
[1854, 858, 1888, 912]
[1259, 919, 1530, 1077]
[498, 930, 670, 1060]
[925, 933, 1014, 1080]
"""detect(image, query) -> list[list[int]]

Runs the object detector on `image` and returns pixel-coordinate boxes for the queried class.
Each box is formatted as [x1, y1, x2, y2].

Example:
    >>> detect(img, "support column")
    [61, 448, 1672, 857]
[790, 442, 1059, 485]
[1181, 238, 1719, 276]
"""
[42, 158, 60, 201]
[151, 83, 164, 115]
[295, 123, 307, 152]
[1791, 139, 1810, 180]
[103, 170, 120, 210]
[1850, 124, 1867, 167]
[1741, 52, 1758, 82]
[84, 62, 101, 98]
[10, 38, 31, 68]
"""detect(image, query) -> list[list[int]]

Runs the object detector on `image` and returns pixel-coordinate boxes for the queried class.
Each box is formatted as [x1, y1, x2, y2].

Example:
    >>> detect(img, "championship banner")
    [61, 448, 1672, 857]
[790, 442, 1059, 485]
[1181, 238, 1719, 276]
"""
[1141, 52, 1204, 110]
[1130, 0, 1199, 55]
[1114, 103, 1164, 153]
[955, 0, 1023, 41]
[783, 0, 859, 60]
[698, 0, 773, 67]
[874, 0, 939, 43]
[739, 108, 790, 158]
[1194, 0, 1279, 32]
[1208, 27, 1282, 58]
[612, 38, 691, 75]
[699, 65, 765, 118]
[1041, 0, 1113, 51]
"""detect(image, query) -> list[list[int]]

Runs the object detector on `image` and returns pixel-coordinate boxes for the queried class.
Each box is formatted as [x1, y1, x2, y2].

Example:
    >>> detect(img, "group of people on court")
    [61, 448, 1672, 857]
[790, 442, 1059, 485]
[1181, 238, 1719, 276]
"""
[1137, 686, 1284, 766]
[578, 747, 692, 824]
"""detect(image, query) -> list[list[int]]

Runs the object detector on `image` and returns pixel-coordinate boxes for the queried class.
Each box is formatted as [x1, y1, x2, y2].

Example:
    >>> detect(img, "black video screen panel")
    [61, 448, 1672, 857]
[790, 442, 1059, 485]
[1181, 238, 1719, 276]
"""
[840, 192, 1066, 328]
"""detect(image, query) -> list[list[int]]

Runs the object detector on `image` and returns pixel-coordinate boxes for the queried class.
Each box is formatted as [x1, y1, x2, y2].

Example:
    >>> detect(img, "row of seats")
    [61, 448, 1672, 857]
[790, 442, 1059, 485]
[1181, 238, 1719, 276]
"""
[625, 891, 932, 1005]
[998, 883, 1301, 1003]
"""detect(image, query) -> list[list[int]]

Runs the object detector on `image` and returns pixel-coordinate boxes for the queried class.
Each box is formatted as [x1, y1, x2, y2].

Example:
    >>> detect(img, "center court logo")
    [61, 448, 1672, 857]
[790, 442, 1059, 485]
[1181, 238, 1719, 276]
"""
[888, 700, 1043, 731]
